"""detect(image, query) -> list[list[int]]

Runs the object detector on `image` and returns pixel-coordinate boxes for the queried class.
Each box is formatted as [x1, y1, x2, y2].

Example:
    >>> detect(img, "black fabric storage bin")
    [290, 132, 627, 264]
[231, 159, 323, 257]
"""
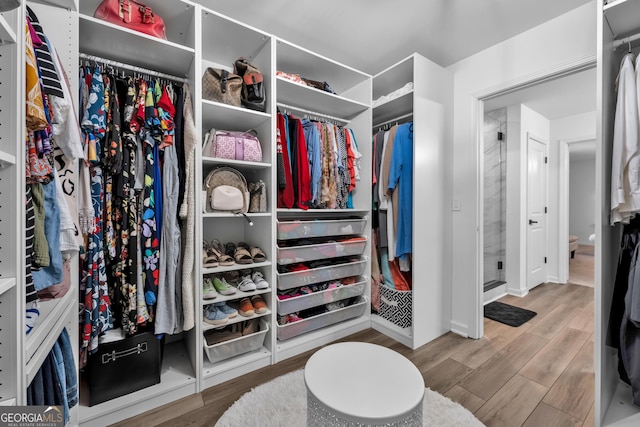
[379, 286, 413, 329]
[87, 332, 161, 406]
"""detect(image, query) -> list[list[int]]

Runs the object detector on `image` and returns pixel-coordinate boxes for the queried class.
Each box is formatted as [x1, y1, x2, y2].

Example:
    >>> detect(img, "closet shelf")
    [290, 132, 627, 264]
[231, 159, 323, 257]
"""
[0, 277, 15, 296]
[202, 100, 271, 131]
[372, 91, 414, 127]
[277, 77, 369, 119]
[201, 157, 272, 169]
[0, 398, 16, 406]
[603, 0, 640, 39]
[79, 340, 196, 425]
[201, 287, 271, 305]
[25, 291, 76, 385]
[372, 55, 414, 100]
[276, 38, 370, 95]
[0, 14, 16, 46]
[0, 150, 16, 167]
[201, 308, 272, 332]
[277, 208, 370, 217]
[79, 15, 195, 78]
[201, 212, 271, 219]
[30, 0, 78, 11]
[203, 261, 272, 275]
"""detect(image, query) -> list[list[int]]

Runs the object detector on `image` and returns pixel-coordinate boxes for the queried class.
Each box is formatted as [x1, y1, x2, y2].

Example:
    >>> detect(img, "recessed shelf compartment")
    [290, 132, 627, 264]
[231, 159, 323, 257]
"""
[277, 257, 368, 290]
[201, 287, 271, 305]
[372, 91, 414, 127]
[277, 77, 369, 120]
[79, 15, 195, 77]
[276, 238, 367, 265]
[201, 156, 272, 169]
[604, 0, 640, 39]
[202, 308, 271, 333]
[277, 218, 366, 240]
[203, 261, 272, 275]
[202, 100, 271, 132]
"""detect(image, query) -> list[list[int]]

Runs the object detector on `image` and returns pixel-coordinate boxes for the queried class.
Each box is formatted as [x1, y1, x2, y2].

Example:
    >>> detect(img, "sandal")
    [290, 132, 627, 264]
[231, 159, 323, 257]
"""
[250, 246, 267, 263]
[211, 239, 234, 266]
[202, 241, 218, 268]
[234, 242, 253, 264]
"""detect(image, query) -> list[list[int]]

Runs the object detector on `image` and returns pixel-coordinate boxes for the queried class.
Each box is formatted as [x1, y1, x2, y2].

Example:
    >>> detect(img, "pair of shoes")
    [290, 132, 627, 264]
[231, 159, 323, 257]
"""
[202, 277, 218, 299]
[236, 269, 269, 291]
[204, 305, 227, 325]
[211, 276, 236, 296]
[203, 239, 234, 267]
[238, 295, 268, 317]
[204, 302, 238, 325]
[240, 242, 267, 263]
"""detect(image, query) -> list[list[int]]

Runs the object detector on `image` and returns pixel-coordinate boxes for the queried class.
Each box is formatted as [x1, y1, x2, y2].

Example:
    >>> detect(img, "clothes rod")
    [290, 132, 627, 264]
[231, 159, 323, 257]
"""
[373, 112, 413, 129]
[276, 103, 350, 124]
[613, 32, 640, 50]
[79, 53, 189, 83]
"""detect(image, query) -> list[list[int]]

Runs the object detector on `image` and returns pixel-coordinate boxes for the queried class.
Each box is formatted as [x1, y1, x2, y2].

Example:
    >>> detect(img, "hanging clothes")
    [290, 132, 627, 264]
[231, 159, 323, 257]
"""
[388, 123, 414, 260]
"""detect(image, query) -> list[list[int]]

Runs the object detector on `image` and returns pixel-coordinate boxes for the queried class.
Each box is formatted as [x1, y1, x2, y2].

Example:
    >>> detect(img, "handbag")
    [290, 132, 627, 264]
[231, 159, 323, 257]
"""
[234, 58, 266, 112]
[204, 166, 250, 213]
[204, 129, 262, 162]
[87, 332, 162, 406]
[202, 68, 243, 107]
[94, 0, 167, 40]
[248, 180, 267, 213]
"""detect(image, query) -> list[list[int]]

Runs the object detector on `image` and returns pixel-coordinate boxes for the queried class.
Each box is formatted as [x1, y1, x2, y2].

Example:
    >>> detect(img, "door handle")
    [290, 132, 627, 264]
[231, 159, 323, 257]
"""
[529, 219, 538, 225]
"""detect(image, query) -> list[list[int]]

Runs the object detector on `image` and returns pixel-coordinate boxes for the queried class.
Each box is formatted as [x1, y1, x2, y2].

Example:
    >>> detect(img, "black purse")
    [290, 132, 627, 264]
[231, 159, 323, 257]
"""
[87, 332, 162, 406]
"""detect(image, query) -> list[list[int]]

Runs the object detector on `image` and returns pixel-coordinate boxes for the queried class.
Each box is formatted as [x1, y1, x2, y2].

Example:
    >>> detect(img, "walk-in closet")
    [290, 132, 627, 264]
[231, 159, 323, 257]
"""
[3, 1, 632, 426]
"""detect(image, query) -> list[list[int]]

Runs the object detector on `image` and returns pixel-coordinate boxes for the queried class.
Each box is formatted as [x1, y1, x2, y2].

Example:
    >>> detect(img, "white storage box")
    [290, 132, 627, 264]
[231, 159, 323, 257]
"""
[277, 257, 368, 290]
[277, 238, 367, 265]
[276, 218, 366, 240]
[277, 276, 368, 315]
[277, 296, 368, 341]
[203, 319, 269, 364]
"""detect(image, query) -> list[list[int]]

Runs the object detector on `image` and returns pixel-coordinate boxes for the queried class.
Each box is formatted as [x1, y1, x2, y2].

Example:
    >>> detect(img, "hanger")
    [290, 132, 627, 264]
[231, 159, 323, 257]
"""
[629, 40, 632, 53]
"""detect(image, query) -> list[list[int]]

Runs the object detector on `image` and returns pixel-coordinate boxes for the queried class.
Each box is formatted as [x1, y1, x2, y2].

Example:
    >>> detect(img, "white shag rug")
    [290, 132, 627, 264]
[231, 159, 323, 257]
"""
[216, 369, 484, 427]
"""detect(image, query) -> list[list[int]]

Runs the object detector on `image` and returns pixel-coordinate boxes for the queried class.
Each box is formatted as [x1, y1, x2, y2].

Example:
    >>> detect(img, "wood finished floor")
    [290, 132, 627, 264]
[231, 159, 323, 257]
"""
[569, 244, 595, 288]
[111, 282, 594, 427]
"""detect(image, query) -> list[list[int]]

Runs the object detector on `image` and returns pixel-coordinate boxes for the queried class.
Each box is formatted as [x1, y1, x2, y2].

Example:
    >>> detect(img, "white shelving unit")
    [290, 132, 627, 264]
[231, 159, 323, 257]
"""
[597, 1, 640, 425]
[195, 5, 275, 391]
[273, 37, 372, 362]
[0, 2, 21, 409]
[370, 53, 453, 350]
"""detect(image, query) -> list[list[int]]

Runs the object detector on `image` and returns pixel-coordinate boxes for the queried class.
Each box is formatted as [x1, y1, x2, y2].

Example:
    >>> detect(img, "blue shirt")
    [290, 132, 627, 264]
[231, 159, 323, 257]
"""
[302, 119, 322, 204]
[388, 123, 413, 258]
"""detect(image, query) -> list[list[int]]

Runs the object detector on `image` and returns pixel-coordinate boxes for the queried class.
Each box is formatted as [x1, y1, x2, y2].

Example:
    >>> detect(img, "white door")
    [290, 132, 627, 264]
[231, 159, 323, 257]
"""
[527, 134, 547, 289]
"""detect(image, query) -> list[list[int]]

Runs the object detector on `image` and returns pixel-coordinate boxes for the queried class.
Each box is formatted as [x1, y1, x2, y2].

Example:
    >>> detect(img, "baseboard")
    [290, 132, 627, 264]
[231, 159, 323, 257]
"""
[484, 290, 508, 305]
[507, 287, 529, 297]
[450, 321, 468, 338]
[547, 276, 560, 284]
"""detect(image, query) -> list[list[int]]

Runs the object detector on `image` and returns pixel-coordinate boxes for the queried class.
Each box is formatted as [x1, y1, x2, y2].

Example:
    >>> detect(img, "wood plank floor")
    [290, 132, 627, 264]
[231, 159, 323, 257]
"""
[110, 282, 594, 427]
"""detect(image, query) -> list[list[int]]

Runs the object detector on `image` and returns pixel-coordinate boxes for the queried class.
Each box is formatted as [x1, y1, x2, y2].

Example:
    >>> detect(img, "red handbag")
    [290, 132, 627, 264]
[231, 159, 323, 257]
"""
[94, 0, 167, 40]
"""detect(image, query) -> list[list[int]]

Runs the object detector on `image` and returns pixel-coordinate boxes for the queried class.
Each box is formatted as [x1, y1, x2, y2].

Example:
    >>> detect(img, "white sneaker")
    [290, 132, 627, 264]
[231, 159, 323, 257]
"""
[237, 275, 257, 292]
[252, 271, 269, 290]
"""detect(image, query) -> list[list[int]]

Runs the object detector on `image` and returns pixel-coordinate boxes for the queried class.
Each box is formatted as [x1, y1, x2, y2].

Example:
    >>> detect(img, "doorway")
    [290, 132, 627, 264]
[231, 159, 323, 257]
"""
[479, 66, 596, 317]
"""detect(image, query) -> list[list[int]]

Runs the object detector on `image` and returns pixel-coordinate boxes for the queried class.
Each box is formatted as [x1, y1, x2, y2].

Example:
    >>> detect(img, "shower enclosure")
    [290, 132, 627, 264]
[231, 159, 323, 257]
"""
[483, 108, 507, 291]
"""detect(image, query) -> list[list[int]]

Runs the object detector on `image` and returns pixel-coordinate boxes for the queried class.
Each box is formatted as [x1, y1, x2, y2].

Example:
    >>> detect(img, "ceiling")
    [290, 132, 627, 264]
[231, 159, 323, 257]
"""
[197, 0, 591, 74]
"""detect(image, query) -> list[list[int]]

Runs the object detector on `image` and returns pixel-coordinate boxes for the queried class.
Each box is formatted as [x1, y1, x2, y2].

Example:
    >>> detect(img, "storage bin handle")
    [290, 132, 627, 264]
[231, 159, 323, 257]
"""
[101, 342, 148, 364]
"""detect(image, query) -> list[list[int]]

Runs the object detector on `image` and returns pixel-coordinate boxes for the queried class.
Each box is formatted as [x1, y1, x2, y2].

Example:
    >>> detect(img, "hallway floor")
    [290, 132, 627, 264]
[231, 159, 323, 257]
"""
[569, 244, 595, 288]
[112, 283, 595, 427]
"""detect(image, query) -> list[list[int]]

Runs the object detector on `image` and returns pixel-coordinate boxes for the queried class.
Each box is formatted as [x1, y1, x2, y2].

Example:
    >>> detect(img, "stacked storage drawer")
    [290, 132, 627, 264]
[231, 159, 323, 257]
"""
[275, 218, 368, 340]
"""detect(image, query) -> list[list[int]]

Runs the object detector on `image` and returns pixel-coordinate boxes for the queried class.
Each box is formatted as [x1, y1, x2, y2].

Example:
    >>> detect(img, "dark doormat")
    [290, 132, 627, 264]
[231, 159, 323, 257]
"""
[484, 301, 537, 327]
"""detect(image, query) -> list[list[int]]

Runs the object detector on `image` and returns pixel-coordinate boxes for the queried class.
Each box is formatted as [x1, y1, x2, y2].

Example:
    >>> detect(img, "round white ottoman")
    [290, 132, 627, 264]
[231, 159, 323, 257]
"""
[304, 342, 424, 426]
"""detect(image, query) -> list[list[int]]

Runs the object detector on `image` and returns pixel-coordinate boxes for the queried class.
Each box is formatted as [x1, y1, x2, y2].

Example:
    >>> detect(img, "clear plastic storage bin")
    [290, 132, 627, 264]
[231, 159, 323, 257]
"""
[203, 319, 269, 364]
[277, 276, 368, 315]
[276, 296, 368, 341]
[277, 257, 368, 290]
[276, 238, 367, 265]
[276, 218, 366, 240]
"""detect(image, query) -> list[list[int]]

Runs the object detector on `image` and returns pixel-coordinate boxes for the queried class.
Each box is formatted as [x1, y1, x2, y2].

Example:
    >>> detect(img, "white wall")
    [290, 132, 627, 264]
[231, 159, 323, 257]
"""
[570, 157, 596, 244]
[446, 1, 596, 338]
[548, 111, 596, 280]
[505, 105, 521, 296]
